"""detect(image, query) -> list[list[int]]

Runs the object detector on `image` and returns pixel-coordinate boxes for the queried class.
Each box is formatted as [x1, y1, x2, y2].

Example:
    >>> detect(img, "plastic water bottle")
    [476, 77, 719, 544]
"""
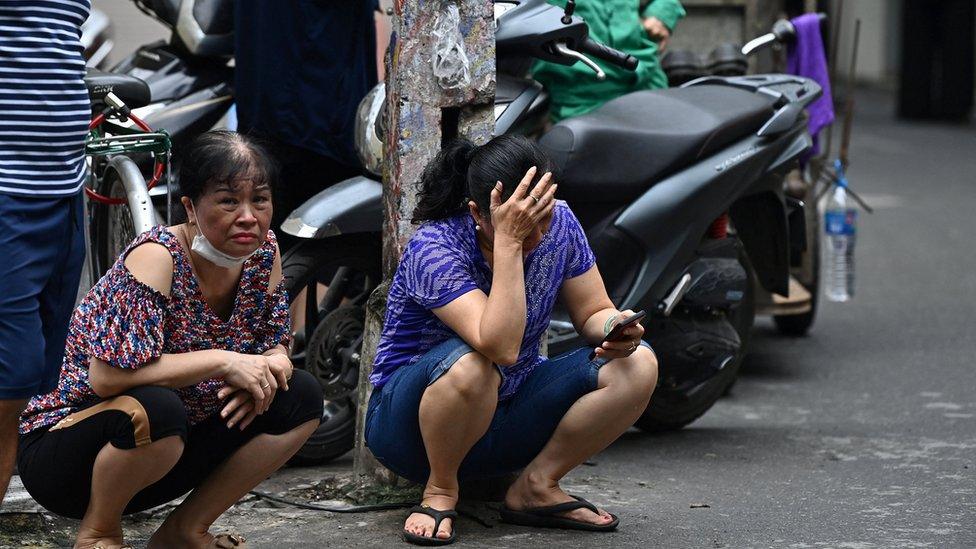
[824, 165, 856, 302]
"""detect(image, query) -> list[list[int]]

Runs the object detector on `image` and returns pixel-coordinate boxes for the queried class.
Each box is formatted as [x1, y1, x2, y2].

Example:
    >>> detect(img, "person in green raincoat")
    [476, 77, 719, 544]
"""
[532, 0, 686, 122]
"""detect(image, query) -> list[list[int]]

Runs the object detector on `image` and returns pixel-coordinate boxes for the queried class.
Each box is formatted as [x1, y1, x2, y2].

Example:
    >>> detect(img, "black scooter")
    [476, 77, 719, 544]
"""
[281, 0, 822, 464]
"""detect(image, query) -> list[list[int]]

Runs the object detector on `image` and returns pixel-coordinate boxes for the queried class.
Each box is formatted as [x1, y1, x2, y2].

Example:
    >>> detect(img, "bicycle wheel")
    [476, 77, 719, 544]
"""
[91, 157, 159, 280]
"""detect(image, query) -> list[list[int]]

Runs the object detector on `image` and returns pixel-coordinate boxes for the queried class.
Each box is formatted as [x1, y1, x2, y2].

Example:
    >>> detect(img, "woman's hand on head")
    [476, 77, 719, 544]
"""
[221, 352, 276, 414]
[593, 309, 645, 360]
[489, 167, 557, 247]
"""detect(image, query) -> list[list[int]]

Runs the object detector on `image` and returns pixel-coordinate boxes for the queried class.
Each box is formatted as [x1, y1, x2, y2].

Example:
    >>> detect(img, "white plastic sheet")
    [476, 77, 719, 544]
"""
[431, 4, 471, 90]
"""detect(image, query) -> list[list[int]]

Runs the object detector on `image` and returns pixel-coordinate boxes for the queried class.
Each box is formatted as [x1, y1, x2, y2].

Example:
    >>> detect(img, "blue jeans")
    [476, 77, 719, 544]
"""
[365, 337, 609, 484]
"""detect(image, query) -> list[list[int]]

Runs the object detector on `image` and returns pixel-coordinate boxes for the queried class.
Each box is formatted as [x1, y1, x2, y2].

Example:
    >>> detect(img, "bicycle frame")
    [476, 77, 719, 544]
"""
[82, 98, 171, 289]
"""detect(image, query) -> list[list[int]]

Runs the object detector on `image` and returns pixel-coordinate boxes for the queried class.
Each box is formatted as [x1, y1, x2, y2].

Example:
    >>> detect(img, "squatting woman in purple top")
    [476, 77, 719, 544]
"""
[366, 135, 658, 545]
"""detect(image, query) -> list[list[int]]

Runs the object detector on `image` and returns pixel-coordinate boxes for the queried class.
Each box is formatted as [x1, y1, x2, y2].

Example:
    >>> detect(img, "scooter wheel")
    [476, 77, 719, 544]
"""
[282, 234, 381, 466]
[634, 327, 744, 432]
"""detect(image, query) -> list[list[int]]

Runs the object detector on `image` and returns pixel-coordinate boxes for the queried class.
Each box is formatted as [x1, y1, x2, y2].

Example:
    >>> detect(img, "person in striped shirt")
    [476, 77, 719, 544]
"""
[0, 0, 90, 509]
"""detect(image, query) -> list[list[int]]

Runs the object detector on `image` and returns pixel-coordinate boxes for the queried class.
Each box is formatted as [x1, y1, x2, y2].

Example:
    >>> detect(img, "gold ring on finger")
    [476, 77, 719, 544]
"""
[262, 382, 271, 389]
[529, 195, 540, 204]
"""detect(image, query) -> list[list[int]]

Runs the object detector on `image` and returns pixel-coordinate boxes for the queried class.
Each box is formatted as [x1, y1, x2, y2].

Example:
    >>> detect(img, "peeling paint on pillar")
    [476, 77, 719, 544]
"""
[354, 0, 495, 484]
[381, 0, 496, 274]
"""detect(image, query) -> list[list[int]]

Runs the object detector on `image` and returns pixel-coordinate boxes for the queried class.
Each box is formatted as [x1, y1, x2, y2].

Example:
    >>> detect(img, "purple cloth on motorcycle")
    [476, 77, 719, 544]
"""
[787, 13, 834, 160]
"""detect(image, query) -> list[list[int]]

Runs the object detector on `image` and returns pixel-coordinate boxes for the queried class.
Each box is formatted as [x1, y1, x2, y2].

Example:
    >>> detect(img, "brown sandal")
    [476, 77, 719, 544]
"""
[210, 533, 248, 548]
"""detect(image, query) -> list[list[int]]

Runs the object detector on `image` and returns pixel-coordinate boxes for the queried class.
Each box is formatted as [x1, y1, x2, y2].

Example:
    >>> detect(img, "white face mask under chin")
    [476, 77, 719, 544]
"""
[190, 225, 258, 268]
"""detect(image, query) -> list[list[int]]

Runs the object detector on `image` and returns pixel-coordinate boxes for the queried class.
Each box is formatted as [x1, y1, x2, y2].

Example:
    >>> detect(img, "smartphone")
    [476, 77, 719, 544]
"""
[604, 310, 646, 342]
[590, 310, 646, 359]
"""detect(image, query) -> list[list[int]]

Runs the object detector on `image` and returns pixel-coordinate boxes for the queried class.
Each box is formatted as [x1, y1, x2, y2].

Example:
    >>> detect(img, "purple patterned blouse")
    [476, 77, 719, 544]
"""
[19, 226, 291, 434]
[371, 201, 596, 400]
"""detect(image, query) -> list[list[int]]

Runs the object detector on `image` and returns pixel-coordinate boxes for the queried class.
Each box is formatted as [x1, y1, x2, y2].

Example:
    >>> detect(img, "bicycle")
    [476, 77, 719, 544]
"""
[81, 69, 172, 286]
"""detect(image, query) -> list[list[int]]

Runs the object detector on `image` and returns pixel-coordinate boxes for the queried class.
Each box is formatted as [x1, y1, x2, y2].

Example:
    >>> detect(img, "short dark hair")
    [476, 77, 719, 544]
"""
[179, 130, 279, 205]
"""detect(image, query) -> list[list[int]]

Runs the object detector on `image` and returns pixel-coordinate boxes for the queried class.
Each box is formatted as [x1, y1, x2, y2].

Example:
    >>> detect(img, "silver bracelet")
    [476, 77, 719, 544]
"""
[603, 313, 620, 336]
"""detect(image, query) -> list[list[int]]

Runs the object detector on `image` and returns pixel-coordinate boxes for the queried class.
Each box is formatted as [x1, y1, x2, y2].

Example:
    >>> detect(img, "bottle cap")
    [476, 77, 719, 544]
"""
[833, 159, 849, 189]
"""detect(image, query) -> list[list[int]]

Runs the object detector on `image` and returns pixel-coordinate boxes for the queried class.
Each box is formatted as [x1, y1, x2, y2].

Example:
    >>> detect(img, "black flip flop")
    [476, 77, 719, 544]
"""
[402, 504, 459, 546]
[500, 495, 620, 532]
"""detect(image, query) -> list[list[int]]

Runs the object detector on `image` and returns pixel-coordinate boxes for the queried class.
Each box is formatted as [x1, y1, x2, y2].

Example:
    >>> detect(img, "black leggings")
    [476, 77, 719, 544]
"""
[17, 369, 323, 519]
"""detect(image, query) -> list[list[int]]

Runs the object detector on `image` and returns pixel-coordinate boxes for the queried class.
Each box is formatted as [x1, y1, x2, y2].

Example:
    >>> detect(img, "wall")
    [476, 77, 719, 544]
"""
[830, 0, 901, 87]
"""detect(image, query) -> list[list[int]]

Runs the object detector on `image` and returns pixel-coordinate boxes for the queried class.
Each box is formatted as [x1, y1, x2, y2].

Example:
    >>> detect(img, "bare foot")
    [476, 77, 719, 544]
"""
[403, 483, 457, 541]
[75, 542, 128, 549]
[74, 525, 124, 549]
[504, 470, 614, 526]
[147, 521, 215, 549]
[74, 538, 125, 549]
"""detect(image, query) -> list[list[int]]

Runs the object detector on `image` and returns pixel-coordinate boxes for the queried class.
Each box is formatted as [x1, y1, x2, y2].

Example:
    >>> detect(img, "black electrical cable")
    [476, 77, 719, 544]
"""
[247, 490, 413, 513]
[1, 494, 486, 524]
[246, 490, 494, 528]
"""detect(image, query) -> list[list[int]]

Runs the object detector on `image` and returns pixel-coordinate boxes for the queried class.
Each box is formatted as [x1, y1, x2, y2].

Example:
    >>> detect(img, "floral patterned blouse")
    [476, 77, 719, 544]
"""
[19, 226, 291, 434]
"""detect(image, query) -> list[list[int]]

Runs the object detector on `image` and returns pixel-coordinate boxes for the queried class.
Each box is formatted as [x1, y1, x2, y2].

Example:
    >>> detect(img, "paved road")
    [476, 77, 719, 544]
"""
[4, 4, 975, 547]
[589, 91, 976, 547]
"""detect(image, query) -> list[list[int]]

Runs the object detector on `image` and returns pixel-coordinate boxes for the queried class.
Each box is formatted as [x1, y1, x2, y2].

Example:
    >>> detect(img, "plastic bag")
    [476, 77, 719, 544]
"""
[431, 4, 471, 90]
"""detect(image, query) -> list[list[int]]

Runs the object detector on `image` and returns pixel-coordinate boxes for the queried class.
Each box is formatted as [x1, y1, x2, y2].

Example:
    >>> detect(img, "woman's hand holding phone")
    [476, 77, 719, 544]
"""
[592, 309, 646, 360]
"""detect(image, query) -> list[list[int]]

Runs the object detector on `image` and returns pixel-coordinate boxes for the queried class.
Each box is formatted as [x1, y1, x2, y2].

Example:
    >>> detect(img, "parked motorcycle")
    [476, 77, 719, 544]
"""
[281, 0, 824, 464]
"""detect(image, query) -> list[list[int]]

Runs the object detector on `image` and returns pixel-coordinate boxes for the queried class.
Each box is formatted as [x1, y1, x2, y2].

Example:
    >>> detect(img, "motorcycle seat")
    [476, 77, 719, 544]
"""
[144, 0, 180, 27]
[145, 0, 235, 57]
[84, 69, 152, 109]
[539, 85, 777, 201]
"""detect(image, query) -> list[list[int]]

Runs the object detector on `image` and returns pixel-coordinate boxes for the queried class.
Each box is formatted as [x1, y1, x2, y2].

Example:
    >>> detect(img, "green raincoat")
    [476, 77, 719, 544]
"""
[531, 0, 686, 122]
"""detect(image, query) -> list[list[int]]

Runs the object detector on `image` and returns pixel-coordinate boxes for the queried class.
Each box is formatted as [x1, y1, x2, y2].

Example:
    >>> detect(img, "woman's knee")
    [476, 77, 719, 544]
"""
[262, 369, 324, 431]
[119, 385, 189, 444]
[430, 351, 500, 401]
[289, 368, 325, 417]
[636, 346, 659, 393]
[601, 346, 658, 400]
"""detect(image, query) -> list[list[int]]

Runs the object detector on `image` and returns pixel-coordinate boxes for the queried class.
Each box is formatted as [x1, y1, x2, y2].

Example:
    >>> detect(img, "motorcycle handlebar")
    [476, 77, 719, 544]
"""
[579, 38, 639, 71]
[741, 12, 827, 56]
[773, 12, 827, 42]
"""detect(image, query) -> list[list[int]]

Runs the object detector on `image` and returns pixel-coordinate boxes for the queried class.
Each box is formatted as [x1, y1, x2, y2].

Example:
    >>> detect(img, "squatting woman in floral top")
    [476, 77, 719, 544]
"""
[17, 131, 322, 549]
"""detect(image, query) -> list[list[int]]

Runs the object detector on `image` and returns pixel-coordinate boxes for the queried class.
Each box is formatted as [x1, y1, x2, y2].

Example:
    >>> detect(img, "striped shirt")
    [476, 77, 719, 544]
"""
[0, 0, 91, 197]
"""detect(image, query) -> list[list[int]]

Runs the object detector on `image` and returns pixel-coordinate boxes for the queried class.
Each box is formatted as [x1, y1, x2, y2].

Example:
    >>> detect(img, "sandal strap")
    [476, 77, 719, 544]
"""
[211, 533, 247, 548]
[409, 505, 458, 535]
[519, 495, 599, 516]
